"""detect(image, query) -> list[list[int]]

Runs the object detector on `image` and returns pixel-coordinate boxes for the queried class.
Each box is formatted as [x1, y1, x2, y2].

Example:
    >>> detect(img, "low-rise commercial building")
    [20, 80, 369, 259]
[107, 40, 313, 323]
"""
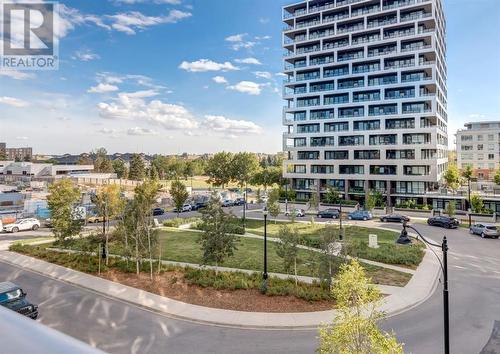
[0, 142, 33, 161]
[0, 161, 94, 184]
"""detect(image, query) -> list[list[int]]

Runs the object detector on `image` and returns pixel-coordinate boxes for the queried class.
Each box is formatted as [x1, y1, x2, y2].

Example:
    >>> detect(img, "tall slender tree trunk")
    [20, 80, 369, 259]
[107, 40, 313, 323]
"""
[294, 257, 298, 286]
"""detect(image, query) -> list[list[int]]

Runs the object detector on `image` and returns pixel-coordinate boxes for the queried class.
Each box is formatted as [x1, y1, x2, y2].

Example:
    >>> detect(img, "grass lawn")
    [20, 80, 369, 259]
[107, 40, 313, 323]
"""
[240, 219, 424, 268]
[152, 229, 411, 286]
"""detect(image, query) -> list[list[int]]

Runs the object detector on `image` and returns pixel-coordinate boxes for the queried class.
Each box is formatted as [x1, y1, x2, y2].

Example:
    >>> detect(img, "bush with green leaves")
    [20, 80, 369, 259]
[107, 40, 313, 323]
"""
[163, 217, 201, 228]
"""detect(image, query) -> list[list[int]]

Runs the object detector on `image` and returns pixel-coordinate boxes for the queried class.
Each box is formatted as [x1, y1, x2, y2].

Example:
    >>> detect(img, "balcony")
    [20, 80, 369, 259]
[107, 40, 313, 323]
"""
[309, 2, 335, 14]
[352, 35, 381, 45]
[367, 18, 397, 29]
[323, 13, 350, 24]
[337, 24, 364, 34]
[382, 0, 416, 11]
[401, 12, 432, 22]
[296, 19, 321, 29]
[368, 49, 397, 58]
[401, 44, 432, 53]
[384, 29, 415, 40]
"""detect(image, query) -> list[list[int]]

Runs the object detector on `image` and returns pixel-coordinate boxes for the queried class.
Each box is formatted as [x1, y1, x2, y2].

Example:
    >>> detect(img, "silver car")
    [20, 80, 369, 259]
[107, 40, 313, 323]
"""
[469, 223, 500, 239]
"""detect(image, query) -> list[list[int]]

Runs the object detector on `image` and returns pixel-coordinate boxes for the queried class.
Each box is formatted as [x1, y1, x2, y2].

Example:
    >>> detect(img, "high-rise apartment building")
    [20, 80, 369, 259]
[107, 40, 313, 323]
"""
[456, 121, 500, 180]
[282, 0, 448, 202]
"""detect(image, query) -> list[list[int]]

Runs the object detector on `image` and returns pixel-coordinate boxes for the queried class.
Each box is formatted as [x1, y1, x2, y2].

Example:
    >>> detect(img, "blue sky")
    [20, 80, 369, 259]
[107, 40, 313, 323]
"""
[0, 0, 499, 155]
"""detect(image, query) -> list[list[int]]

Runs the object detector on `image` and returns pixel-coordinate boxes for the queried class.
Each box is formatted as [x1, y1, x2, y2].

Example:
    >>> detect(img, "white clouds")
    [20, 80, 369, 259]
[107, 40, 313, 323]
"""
[212, 76, 228, 84]
[225, 33, 247, 42]
[179, 59, 239, 72]
[202, 115, 263, 136]
[127, 127, 159, 136]
[259, 18, 270, 24]
[235, 57, 262, 65]
[0, 70, 35, 80]
[225, 33, 256, 51]
[107, 10, 191, 34]
[73, 49, 100, 61]
[97, 92, 198, 130]
[254, 71, 272, 79]
[255, 35, 271, 40]
[0, 96, 29, 108]
[88, 83, 120, 94]
[227, 81, 263, 95]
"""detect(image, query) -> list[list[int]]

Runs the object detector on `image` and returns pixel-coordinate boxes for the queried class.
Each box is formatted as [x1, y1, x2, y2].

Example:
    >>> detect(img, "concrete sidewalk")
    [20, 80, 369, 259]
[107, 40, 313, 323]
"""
[0, 245, 440, 329]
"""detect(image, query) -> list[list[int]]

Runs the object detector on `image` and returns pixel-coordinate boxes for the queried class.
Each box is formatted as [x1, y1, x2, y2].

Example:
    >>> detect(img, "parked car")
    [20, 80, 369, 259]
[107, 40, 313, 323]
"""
[379, 214, 410, 223]
[427, 216, 460, 229]
[174, 204, 192, 213]
[469, 223, 500, 239]
[234, 197, 246, 206]
[44, 218, 53, 228]
[191, 201, 207, 211]
[152, 208, 165, 216]
[285, 208, 305, 217]
[317, 208, 340, 219]
[3, 218, 40, 233]
[0, 282, 38, 319]
[87, 215, 104, 223]
[221, 200, 235, 207]
[347, 211, 373, 221]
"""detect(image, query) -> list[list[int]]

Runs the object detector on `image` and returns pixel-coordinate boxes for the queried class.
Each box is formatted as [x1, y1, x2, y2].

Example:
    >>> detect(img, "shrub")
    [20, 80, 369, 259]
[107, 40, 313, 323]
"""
[163, 217, 200, 228]
[348, 240, 424, 266]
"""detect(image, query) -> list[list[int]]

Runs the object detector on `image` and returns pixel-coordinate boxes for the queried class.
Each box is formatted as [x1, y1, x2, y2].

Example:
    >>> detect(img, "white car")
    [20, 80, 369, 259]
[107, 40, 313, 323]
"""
[284, 208, 306, 217]
[3, 218, 41, 233]
[181, 204, 192, 212]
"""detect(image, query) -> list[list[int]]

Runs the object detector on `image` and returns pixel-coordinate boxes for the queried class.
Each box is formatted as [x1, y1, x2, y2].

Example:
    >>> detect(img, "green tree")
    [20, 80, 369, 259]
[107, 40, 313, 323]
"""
[205, 152, 234, 188]
[318, 260, 404, 354]
[128, 154, 146, 181]
[494, 168, 500, 186]
[0, 150, 7, 160]
[470, 194, 484, 213]
[443, 164, 460, 191]
[365, 190, 383, 211]
[461, 165, 474, 182]
[318, 224, 345, 290]
[149, 164, 160, 180]
[251, 166, 282, 191]
[267, 188, 281, 223]
[308, 192, 320, 211]
[275, 224, 302, 285]
[77, 155, 93, 166]
[197, 194, 239, 272]
[93, 148, 114, 173]
[324, 187, 341, 204]
[445, 201, 456, 217]
[93, 184, 125, 265]
[112, 159, 128, 179]
[231, 152, 260, 188]
[170, 180, 189, 217]
[47, 179, 83, 244]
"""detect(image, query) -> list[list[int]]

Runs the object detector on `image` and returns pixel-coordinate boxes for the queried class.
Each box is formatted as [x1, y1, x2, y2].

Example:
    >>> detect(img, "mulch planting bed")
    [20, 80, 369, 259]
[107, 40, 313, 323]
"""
[100, 269, 334, 313]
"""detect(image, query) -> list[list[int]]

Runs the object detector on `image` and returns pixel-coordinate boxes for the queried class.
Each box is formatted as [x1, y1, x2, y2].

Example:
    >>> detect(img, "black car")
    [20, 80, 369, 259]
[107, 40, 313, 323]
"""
[233, 198, 246, 206]
[317, 208, 340, 219]
[0, 282, 38, 320]
[427, 216, 460, 229]
[380, 214, 410, 223]
[152, 208, 165, 216]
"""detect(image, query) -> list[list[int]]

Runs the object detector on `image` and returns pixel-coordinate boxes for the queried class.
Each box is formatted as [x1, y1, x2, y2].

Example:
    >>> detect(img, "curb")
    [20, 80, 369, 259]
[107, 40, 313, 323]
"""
[0, 242, 440, 329]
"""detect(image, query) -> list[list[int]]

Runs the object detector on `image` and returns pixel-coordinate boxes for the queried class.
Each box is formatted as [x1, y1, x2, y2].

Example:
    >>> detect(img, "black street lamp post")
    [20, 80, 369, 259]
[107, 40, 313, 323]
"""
[263, 206, 268, 281]
[243, 182, 247, 229]
[467, 177, 472, 227]
[397, 223, 450, 354]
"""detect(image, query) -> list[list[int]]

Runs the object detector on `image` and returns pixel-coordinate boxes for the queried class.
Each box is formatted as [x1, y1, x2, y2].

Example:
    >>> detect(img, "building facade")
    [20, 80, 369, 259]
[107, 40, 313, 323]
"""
[282, 0, 448, 203]
[0, 142, 33, 161]
[456, 121, 500, 180]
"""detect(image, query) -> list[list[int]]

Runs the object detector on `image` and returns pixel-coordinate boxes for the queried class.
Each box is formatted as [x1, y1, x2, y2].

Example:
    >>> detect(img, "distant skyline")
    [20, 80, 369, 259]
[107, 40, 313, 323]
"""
[0, 0, 499, 155]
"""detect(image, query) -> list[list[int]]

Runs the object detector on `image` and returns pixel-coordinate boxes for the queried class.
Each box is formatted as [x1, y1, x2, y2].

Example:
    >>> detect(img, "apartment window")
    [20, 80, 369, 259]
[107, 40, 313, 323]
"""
[297, 151, 320, 160]
[402, 102, 431, 114]
[489, 144, 495, 151]
[386, 149, 415, 159]
[354, 150, 380, 160]
[310, 109, 334, 120]
[477, 144, 483, 151]
[403, 166, 430, 176]
[370, 134, 397, 145]
[324, 93, 349, 105]
[476, 135, 484, 142]
[368, 74, 397, 86]
[324, 65, 349, 78]
[326, 179, 345, 189]
[385, 87, 415, 99]
[339, 165, 365, 174]
[370, 165, 397, 175]
[403, 133, 431, 145]
[385, 118, 414, 129]
[325, 151, 349, 160]
[488, 134, 495, 141]
[352, 61, 380, 74]
[297, 97, 320, 107]
[338, 78, 365, 89]
[339, 135, 364, 146]
[293, 112, 306, 121]
[293, 165, 306, 174]
[339, 107, 364, 118]
[296, 70, 320, 81]
[310, 55, 335, 66]
[325, 122, 349, 132]
[396, 181, 425, 194]
[311, 165, 334, 174]
[354, 120, 380, 131]
[489, 154, 495, 160]
[310, 137, 335, 147]
[337, 49, 364, 62]
[421, 149, 437, 159]
[477, 154, 484, 161]
[296, 124, 320, 133]
[369, 104, 397, 116]
[310, 81, 335, 93]
[353, 90, 380, 102]
[461, 135, 473, 142]
[294, 138, 306, 147]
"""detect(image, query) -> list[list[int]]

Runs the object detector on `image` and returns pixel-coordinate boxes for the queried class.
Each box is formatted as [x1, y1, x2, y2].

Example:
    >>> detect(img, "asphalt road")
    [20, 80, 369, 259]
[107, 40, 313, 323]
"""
[0, 212, 499, 353]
